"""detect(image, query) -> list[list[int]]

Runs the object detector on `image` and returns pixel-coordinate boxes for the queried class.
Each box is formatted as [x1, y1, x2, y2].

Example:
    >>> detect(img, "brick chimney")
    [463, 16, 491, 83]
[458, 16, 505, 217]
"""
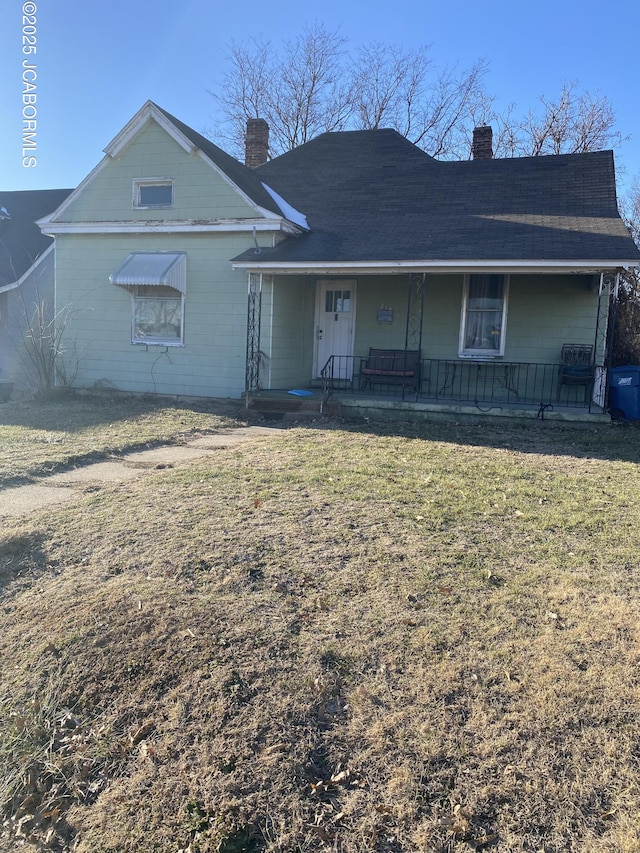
[245, 118, 269, 168]
[472, 125, 493, 160]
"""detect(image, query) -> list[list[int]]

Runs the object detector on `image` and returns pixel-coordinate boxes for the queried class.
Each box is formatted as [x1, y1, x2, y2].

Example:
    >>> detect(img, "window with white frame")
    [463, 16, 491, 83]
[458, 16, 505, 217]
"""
[459, 273, 509, 357]
[133, 179, 174, 209]
[132, 286, 183, 344]
[110, 252, 186, 346]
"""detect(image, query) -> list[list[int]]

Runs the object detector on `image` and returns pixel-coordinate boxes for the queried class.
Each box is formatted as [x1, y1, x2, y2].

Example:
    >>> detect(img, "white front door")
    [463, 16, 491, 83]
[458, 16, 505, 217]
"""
[314, 280, 357, 379]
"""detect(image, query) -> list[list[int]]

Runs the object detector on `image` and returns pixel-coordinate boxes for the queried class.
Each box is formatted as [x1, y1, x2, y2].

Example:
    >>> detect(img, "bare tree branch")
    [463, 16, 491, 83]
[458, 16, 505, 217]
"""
[211, 24, 353, 158]
[208, 36, 274, 156]
[492, 82, 625, 158]
[209, 31, 625, 167]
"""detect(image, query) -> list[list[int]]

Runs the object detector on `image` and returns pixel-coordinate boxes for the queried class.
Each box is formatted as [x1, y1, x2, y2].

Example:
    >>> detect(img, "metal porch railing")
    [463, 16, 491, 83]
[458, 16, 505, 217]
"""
[321, 356, 603, 413]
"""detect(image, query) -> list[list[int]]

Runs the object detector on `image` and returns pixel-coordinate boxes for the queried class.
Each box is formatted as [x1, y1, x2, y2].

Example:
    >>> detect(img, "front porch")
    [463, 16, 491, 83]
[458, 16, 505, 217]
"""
[244, 270, 617, 424]
[247, 355, 608, 424]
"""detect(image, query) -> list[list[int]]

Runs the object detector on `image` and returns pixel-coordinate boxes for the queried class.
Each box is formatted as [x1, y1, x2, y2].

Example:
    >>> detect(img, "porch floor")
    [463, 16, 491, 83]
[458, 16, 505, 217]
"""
[247, 387, 607, 424]
[332, 391, 606, 424]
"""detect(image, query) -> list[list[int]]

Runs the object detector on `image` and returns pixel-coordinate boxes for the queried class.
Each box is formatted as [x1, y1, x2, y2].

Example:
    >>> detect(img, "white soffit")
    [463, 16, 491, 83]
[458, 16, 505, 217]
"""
[109, 252, 186, 293]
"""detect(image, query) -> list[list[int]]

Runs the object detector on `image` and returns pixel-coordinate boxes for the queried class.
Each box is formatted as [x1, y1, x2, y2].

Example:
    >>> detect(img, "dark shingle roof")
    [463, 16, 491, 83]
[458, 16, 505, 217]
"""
[231, 129, 640, 264]
[153, 104, 284, 218]
[0, 189, 73, 288]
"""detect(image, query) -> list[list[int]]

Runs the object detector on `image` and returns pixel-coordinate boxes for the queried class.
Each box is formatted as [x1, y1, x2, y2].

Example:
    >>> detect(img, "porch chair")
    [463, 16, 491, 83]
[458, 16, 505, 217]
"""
[556, 344, 594, 404]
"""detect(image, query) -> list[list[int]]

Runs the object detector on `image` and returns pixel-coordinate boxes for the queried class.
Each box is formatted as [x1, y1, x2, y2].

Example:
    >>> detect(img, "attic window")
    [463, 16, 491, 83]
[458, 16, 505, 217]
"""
[133, 179, 173, 209]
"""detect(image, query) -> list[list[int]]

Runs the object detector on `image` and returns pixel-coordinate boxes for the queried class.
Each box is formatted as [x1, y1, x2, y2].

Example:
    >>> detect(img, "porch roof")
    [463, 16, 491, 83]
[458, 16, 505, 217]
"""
[231, 130, 640, 270]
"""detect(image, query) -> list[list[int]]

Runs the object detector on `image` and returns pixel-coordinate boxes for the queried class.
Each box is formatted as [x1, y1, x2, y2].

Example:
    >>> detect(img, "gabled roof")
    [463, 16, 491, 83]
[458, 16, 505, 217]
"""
[0, 189, 73, 289]
[231, 129, 640, 270]
[39, 102, 307, 233]
[151, 104, 285, 218]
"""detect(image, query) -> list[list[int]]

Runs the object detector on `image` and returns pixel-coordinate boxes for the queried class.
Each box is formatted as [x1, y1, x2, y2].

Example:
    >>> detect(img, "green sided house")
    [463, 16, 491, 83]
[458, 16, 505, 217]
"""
[1, 189, 73, 399]
[39, 101, 640, 419]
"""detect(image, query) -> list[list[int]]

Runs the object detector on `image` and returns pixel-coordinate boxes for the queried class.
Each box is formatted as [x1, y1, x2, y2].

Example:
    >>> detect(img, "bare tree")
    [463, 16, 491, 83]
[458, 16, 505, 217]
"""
[419, 61, 493, 158]
[621, 175, 640, 248]
[210, 30, 624, 165]
[273, 25, 353, 151]
[213, 24, 354, 157]
[351, 44, 491, 158]
[611, 177, 640, 366]
[211, 25, 492, 160]
[212, 36, 273, 156]
[492, 81, 624, 158]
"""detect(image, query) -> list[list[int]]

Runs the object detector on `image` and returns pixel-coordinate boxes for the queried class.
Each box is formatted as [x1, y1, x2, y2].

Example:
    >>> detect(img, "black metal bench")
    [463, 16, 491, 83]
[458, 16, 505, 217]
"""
[360, 348, 421, 392]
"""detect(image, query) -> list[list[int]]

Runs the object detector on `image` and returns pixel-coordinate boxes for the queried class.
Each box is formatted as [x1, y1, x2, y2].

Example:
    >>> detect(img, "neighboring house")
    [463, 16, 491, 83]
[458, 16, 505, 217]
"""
[38, 101, 640, 419]
[0, 189, 73, 398]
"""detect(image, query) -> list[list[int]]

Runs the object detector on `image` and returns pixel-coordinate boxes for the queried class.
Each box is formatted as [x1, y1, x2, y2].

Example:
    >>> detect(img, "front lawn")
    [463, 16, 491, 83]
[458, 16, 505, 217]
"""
[0, 393, 244, 487]
[1, 399, 639, 852]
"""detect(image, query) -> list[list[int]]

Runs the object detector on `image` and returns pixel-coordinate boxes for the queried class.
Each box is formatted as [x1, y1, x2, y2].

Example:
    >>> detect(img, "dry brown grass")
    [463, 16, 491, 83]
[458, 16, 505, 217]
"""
[0, 392, 244, 487]
[1, 402, 640, 852]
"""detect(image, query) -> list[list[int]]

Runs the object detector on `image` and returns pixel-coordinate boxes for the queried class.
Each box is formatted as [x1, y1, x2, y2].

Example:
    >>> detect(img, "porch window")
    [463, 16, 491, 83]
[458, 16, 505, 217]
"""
[459, 274, 508, 358]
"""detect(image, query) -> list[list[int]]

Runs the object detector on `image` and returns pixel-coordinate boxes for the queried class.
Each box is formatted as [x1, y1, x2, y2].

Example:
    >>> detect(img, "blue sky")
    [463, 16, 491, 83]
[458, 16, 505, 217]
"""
[2, 0, 638, 200]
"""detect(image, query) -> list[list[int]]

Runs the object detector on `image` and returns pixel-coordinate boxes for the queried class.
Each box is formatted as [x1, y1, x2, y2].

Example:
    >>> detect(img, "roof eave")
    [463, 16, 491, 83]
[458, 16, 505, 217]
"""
[231, 258, 640, 275]
[0, 242, 54, 292]
[39, 218, 304, 236]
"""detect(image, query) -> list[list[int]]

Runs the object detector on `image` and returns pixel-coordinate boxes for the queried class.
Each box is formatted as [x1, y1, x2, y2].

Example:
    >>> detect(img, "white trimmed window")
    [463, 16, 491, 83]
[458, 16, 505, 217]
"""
[459, 273, 509, 358]
[109, 252, 186, 346]
[133, 179, 174, 209]
[132, 286, 183, 344]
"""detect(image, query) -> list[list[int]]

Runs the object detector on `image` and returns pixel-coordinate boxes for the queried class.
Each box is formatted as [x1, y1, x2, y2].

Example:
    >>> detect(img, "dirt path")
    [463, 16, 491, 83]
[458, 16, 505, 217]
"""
[0, 426, 281, 518]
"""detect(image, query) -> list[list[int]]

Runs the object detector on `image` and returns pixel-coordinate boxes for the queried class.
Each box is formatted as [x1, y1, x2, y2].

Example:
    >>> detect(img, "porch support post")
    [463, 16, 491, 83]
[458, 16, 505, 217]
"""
[404, 273, 426, 398]
[589, 271, 620, 411]
[245, 272, 262, 407]
[597, 271, 620, 411]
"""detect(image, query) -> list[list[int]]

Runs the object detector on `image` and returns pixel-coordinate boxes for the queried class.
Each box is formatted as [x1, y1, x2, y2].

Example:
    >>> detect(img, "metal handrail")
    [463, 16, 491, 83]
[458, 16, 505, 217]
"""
[321, 356, 605, 412]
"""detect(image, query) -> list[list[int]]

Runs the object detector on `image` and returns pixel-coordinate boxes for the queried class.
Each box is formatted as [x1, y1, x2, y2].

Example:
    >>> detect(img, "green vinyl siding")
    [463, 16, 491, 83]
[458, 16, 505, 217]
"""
[262, 276, 314, 388]
[55, 232, 255, 399]
[506, 275, 602, 362]
[263, 273, 605, 392]
[353, 276, 411, 356]
[349, 273, 602, 363]
[0, 251, 56, 396]
[59, 121, 259, 223]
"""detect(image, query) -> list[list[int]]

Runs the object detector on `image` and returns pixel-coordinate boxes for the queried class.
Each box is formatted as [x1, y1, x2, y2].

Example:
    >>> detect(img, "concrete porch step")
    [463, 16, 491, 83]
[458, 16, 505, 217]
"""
[245, 389, 341, 419]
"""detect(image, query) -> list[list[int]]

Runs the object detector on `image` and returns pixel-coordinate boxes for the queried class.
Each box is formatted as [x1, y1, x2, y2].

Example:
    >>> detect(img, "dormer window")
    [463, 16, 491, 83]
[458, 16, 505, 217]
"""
[133, 179, 174, 209]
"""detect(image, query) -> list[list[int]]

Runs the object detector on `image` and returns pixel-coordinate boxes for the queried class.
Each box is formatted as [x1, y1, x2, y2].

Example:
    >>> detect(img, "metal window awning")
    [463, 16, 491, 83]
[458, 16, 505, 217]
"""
[109, 252, 186, 293]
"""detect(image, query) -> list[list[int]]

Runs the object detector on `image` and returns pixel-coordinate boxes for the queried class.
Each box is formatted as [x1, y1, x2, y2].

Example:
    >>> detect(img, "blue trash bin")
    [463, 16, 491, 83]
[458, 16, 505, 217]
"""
[609, 366, 640, 420]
